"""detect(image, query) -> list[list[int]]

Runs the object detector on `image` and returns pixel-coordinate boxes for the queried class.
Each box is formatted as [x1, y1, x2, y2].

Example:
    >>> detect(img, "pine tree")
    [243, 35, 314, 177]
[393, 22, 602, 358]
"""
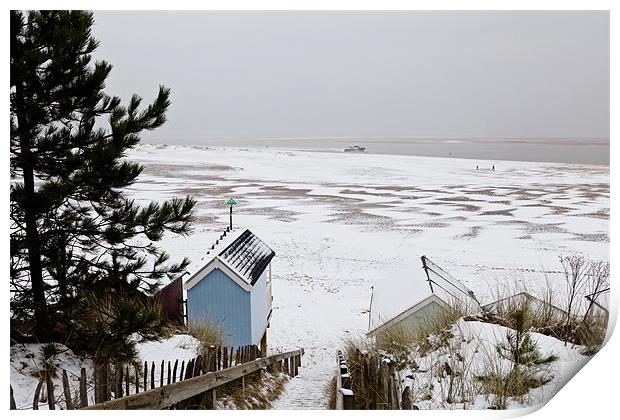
[497, 310, 558, 368]
[10, 11, 196, 341]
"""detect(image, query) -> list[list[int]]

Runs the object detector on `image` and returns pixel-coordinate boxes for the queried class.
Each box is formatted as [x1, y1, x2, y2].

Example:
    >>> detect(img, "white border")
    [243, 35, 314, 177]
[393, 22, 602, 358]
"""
[3, 2, 615, 420]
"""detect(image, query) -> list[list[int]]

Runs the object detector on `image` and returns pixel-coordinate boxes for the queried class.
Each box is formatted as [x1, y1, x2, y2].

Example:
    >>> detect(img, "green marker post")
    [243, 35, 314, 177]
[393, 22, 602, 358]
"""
[226, 198, 237, 229]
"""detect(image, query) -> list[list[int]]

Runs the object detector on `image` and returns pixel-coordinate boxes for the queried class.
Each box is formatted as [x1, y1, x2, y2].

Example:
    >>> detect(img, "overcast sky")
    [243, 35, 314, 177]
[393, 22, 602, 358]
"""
[91, 11, 609, 141]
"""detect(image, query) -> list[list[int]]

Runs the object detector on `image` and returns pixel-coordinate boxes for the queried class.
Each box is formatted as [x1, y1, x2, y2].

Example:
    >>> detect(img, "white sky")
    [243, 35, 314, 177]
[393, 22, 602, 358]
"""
[91, 11, 609, 140]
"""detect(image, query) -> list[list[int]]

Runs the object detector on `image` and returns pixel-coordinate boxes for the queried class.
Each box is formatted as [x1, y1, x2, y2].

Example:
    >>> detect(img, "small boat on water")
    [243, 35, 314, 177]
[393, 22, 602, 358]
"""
[344, 145, 366, 153]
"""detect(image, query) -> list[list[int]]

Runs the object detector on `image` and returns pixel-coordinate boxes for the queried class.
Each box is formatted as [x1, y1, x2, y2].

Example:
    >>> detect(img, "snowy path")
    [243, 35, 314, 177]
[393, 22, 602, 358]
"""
[270, 350, 330, 409]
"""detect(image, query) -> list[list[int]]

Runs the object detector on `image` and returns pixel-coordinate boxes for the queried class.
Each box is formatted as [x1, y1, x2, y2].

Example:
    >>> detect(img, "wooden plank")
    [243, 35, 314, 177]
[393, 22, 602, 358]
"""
[134, 364, 140, 394]
[160, 360, 164, 388]
[62, 369, 74, 409]
[179, 360, 185, 381]
[125, 366, 130, 396]
[185, 359, 194, 380]
[79, 368, 88, 408]
[115, 366, 123, 398]
[172, 360, 178, 383]
[150, 362, 155, 390]
[167, 361, 172, 385]
[83, 349, 303, 410]
[144, 362, 148, 390]
[193, 355, 203, 377]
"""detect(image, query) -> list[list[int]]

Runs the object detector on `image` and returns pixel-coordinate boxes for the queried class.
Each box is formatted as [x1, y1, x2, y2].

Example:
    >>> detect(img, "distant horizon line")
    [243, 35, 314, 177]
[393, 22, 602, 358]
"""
[143, 135, 609, 142]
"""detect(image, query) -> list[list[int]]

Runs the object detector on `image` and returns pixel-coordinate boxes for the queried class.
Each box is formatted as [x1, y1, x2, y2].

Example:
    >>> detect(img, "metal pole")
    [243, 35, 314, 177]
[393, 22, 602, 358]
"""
[421, 255, 434, 293]
[368, 286, 374, 331]
[229, 206, 232, 229]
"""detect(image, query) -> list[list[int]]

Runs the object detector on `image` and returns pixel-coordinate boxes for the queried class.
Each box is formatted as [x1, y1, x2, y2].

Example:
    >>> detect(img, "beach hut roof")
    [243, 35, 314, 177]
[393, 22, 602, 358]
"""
[219, 229, 275, 286]
[184, 228, 275, 291]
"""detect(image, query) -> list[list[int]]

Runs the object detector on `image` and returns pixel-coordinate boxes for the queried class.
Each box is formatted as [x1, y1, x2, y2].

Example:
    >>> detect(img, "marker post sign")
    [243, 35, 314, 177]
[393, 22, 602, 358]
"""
[227, 198, 237, 229]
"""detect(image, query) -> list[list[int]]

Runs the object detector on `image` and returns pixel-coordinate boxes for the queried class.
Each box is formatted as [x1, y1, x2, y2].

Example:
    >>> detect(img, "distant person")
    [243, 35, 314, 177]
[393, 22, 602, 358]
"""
[476, 165, 478, 170]
[492, 165, 495, 171]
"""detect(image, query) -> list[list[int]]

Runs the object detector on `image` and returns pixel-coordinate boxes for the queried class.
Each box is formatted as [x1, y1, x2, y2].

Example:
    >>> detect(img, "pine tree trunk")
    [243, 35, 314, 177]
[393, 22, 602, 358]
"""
[14, 82, 51, 340]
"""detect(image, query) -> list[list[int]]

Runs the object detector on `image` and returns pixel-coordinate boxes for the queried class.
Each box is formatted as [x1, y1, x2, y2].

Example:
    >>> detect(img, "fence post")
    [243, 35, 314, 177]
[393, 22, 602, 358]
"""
[194, 355, 203, 376]
[94, 364, 107, 404]
[33, 379, 43, 410]
[185, 359, 194, 380]
[79, 368, 88, 408]
[134, 363, 140, 394]
[342, 388, 354, 409]
[172, 359, 178, 383]
[160, 360, 164, 388]
[390, 362, 400, 410]
[46, 372, 56, 409]
[151, 362, 155, 389]
[401, 386, 413, 410]
[125, 365, 130, 396]
[144, 361, 148, 390]
[62, 369, 74, 409]
[115, 365, 123, 398]
[167, 361, 172, 385]
[10, 385, 16, 410]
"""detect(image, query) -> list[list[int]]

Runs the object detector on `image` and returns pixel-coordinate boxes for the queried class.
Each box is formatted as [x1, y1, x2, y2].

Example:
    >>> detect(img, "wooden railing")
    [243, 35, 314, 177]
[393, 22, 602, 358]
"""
[335, 350, 353, 409]
[83, 348, 303, 410]
[337, 349, 413, 410]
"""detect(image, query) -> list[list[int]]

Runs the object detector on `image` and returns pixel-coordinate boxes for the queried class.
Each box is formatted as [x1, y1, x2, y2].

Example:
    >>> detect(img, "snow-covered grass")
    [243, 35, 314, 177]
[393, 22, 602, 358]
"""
[124, 144, 608, 408]
[216, 371, 289, 409]
[398, 319, 590, 409]
[10, 335, 200, 410]
[10, 343, 93, 410]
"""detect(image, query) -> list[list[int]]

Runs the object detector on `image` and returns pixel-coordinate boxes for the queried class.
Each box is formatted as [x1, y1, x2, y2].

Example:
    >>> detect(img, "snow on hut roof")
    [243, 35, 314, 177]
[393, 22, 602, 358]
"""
[219, 229, 275, 286]
[184, 227, 275, 291]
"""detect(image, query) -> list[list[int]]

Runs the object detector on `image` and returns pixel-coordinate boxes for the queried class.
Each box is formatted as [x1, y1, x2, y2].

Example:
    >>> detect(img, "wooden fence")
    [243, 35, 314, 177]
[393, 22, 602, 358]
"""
[13, 344, 303, 410]
[336, 349, 414, 410]
[84, 348, 303, 410]
[335, 350, 353, 409]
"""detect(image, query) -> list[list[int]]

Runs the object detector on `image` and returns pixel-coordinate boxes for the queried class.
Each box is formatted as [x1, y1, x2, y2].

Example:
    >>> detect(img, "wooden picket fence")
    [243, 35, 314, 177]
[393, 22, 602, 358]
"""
[84, 348, 303, 410]
[12, 344, 303, 410]
[337, 349, 414, 410]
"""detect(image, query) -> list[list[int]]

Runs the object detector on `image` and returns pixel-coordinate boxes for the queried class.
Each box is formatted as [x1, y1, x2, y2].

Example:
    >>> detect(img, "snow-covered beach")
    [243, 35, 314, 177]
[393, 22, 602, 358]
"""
[126, 144, 609, 408]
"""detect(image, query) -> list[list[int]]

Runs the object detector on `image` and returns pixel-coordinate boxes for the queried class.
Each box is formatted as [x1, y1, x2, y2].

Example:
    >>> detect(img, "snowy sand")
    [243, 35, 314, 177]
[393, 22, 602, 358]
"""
[126, 145, 609, 409]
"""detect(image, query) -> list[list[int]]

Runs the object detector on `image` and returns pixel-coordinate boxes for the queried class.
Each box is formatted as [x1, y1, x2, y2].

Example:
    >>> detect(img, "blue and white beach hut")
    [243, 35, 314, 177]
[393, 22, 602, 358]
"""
[184, 228, 275, 353]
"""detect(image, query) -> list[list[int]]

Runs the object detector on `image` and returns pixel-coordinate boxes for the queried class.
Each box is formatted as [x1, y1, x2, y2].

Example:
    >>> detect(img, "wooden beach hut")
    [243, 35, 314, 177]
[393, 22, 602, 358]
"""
[366, 294, 451, 343]
[184, 228, 275, 353]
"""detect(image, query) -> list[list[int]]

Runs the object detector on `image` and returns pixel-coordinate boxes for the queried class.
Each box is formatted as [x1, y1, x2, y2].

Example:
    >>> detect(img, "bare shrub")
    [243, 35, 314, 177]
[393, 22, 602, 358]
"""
[185, 319, 223, 360]
[559, 255, 590, 343]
